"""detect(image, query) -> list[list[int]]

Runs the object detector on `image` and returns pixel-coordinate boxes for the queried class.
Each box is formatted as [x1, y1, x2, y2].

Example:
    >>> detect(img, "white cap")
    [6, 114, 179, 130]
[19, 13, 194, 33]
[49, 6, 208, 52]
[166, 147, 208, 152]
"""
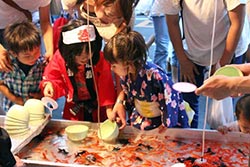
[62, 25, 96, 44]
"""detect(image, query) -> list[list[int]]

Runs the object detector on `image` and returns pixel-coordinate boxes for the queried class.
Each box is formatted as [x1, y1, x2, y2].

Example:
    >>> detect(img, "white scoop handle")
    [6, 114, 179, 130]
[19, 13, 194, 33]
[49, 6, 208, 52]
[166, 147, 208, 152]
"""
[41, 97, 58, 115]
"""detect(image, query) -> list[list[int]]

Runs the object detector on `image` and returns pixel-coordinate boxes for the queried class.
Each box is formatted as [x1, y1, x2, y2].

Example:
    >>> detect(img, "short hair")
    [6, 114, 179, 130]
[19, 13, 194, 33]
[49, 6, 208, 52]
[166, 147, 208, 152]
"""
[235, 94, 250, 121]
[58, 19, 102, 73]
[4, 21, 41, 54]
[104, 31, 147, 74]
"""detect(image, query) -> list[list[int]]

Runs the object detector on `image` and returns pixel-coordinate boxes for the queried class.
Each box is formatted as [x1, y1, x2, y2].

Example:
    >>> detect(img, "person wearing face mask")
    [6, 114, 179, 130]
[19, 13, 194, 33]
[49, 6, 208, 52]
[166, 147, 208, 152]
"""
[61, 0, 139, 41]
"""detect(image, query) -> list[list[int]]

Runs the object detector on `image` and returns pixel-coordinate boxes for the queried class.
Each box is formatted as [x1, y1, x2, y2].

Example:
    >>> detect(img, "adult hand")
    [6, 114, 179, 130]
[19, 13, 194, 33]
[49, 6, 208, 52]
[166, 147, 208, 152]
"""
[21, 10, 32, 21]
[179, 58, 199, 84]
[211, 62, 221, 76]
[195, 75, 235, 100]
[0, 46, 13, 72]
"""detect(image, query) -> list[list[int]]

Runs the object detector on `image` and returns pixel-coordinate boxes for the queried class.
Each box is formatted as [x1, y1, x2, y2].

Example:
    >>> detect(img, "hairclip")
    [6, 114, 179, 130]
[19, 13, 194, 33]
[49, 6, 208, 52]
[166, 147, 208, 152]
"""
[62, 25, 96, 44]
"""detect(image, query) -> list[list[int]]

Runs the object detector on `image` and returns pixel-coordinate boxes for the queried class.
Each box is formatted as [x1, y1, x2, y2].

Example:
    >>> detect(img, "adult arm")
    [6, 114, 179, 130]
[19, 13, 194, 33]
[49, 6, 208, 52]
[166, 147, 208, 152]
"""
[2, 0, 32, 21]
[0, 45, 12, 72]
[219, 4, 246, 66]
[39, 4, 53, 61]
[166, 14, 199, 84]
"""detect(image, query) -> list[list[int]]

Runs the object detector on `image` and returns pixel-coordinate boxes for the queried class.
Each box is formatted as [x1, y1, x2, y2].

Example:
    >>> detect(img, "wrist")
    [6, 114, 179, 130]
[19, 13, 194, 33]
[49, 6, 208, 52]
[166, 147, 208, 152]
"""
[116, 98, 126, 106]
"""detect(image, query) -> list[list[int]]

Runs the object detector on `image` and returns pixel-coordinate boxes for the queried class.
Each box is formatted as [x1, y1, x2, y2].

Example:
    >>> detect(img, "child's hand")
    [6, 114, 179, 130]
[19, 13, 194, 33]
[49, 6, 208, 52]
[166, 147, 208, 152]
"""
[112, 100, 127, 130]
[43, 82, 54, 98]
[106, 106, 116, 121]
[13, 96, 24, 105]
[14, 155, 25, 167]
[28, 92, 43, 99]
[217, 125, 232, 135]
[158, 125, 167, 134]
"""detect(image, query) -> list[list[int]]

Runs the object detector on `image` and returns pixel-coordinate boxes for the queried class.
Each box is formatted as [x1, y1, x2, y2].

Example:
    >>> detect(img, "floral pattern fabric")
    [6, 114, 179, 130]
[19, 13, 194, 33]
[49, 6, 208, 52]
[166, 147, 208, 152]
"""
[120, 61, 189, 130]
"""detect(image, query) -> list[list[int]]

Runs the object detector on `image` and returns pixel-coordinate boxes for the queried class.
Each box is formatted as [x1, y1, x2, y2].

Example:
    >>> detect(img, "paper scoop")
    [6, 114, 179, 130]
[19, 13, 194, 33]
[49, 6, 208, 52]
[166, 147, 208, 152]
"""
[41, 97, 58, 116]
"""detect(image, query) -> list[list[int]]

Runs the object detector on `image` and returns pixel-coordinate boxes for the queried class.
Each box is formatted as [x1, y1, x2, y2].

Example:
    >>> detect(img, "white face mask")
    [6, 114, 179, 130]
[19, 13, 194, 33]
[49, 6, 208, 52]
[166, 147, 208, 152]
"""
[79, 4, 124, 41]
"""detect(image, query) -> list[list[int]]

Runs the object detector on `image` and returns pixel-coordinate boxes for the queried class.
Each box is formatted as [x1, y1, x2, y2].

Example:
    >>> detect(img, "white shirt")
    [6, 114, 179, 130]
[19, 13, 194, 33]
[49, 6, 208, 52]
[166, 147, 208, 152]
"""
[0, 0, 51, 29]
[157, 0, 250, 66]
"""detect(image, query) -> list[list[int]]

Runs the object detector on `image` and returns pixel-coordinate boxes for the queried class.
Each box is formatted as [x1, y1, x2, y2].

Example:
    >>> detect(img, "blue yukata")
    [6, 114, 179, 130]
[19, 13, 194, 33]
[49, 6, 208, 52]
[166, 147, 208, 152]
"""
[120, 61, 189, 130]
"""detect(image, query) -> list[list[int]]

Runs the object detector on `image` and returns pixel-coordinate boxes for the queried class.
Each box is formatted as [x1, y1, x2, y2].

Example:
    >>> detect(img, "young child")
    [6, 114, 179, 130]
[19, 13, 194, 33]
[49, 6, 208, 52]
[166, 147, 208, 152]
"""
[0, 127, 24, 167]
[104, 31, 189, 130]
[217, 94, 250, 134]
[40, 19, 116, 122]
[0, 22, 45, 112]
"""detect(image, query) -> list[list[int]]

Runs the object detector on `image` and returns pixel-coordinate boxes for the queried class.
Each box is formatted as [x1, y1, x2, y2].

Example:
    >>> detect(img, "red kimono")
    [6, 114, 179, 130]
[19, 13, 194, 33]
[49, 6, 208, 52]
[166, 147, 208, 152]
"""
[40, 50, 116, 122]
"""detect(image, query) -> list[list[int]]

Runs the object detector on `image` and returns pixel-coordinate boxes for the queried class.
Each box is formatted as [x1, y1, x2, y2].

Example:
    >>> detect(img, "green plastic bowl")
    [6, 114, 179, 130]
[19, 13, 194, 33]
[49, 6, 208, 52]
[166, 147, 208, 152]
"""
[98, 119, 119, 143]
[65, 124, 89, 141]
[214, 66, 243, 77]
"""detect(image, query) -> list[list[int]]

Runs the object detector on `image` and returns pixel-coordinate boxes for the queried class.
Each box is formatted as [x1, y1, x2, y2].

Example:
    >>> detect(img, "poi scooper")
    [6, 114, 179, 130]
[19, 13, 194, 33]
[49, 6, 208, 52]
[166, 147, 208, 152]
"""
[41, 97, 58, 116]
[172, 82, 197, 93]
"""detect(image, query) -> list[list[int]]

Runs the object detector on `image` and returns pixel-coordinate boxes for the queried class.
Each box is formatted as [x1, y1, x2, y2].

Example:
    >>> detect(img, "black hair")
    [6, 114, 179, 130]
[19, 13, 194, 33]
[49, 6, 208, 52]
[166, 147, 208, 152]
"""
[235, 94, 250, 121]
[58, 19, 102, 73]
[104, 30, 147, 74]
[4, 21, 41, 54]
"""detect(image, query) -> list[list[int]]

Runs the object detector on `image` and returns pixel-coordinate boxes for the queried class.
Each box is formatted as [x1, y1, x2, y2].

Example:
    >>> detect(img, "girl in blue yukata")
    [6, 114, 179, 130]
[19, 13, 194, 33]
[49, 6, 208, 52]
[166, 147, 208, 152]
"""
[104, 31, 189, 130]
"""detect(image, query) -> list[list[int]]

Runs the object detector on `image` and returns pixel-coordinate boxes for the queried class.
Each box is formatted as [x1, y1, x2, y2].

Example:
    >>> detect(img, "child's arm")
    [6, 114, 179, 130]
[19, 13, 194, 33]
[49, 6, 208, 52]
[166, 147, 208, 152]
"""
[109, 90, 127, 130]
[0, 82, 23, 105]
[42, 81, 54, 98]
[217, 125, 232, 135]
[217, 121, 238, 135]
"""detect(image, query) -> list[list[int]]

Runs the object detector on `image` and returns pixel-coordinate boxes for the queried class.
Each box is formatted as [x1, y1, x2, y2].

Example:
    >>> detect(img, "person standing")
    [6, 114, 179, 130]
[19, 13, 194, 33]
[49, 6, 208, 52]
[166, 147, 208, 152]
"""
[0, 0, 53, 71]
[150, 0, 178, 82]
[157, 0, 250, 128]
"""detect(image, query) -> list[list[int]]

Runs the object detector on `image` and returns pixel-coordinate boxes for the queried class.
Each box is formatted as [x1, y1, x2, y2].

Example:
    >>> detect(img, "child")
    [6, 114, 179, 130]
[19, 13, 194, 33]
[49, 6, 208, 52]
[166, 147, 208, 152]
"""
[0, 127, 24, 167]
[0, 22, 45, 112]
[104, 31, 189, 130]
[217, 94, 250, 134]
[40, 19, 116, 122]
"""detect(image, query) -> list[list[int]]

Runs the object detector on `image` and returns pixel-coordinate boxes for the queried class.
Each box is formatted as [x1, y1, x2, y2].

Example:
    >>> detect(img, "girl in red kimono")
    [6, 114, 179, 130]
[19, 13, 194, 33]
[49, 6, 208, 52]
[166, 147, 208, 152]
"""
[40, 19, 116, 122]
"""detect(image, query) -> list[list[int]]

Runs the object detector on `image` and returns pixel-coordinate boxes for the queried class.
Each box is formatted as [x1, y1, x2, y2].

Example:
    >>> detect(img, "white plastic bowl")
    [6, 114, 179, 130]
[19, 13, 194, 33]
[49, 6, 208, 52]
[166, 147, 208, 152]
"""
[98, 119, 119, 143]
[24, 99, 45, 115]
[65, 124, 89, 141]
[7, 104, 29, 122]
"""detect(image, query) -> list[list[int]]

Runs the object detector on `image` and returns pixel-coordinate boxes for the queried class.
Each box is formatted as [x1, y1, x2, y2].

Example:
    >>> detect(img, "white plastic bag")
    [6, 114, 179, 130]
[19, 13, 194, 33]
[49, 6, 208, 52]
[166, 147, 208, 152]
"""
[207, 97, 234, 129]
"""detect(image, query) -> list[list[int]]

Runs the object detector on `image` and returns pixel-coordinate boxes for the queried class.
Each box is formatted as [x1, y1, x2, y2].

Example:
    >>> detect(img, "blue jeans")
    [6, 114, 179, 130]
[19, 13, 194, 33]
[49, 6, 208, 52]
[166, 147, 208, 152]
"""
[152, 15, 172, 72]
[180, 55, 245, 128]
